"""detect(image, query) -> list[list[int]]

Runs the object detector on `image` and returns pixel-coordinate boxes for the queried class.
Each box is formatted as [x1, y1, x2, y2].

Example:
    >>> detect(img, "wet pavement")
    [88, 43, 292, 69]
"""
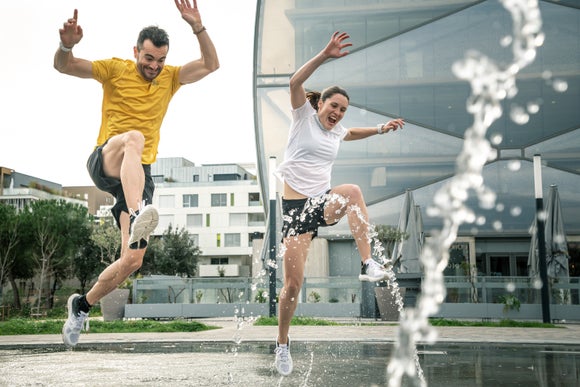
[1, 318, 579, 386]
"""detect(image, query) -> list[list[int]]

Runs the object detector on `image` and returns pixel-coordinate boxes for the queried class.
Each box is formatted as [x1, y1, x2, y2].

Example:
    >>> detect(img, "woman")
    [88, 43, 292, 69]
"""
[274, 31, 404, 376]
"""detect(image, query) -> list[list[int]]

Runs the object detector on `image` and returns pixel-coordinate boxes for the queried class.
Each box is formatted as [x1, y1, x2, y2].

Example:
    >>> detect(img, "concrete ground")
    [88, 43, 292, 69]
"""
[1, 318, 579, 386]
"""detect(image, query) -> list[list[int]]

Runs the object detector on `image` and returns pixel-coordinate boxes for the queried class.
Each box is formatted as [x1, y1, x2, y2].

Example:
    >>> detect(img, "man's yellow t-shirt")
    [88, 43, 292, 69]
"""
[92, 58, 182, 165]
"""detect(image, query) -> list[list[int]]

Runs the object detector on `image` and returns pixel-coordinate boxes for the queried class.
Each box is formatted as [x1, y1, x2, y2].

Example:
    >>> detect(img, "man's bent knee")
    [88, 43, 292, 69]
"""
[123, 130, 145, 151]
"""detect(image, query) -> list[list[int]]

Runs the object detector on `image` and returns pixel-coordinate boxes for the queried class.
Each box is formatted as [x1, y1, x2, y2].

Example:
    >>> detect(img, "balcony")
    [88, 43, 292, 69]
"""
[198, 264, 249, 277]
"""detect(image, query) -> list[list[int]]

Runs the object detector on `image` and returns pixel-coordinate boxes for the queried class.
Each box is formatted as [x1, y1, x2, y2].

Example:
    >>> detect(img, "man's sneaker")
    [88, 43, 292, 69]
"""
[275, 339, 293, 376]
[128, 205, 159, 249]
[62, 294, 89, 347]
[359, 259, 388, 282]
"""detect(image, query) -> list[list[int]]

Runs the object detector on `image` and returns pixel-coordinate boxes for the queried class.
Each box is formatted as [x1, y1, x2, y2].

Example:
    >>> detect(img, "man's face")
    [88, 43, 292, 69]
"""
[134, 39, 168, 81]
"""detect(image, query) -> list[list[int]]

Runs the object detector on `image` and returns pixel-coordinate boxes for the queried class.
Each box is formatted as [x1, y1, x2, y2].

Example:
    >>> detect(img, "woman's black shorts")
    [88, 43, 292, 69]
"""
[281, 192, 338, 240]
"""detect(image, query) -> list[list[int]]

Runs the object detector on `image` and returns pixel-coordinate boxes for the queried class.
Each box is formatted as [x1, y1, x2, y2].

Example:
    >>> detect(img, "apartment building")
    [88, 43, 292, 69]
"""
[0, 166, 87, 210]
[150, 158, 265, 278]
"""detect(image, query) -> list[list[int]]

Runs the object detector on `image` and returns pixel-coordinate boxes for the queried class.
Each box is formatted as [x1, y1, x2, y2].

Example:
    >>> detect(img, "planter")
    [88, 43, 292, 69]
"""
[375, 287, 405, 321]
[100, 288, 130, 321]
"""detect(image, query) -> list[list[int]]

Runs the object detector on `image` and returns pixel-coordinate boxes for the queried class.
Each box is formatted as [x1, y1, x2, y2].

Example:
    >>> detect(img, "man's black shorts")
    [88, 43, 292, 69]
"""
[86, 144, 154, 228]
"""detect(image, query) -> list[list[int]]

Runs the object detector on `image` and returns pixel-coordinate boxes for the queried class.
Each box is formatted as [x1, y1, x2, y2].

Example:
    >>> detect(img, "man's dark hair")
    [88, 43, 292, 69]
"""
[137, 26, 170, 51]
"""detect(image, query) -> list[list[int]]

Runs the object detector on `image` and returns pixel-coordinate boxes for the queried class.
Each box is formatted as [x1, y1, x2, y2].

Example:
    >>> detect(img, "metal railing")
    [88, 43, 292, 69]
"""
[132, 276, 579, 305]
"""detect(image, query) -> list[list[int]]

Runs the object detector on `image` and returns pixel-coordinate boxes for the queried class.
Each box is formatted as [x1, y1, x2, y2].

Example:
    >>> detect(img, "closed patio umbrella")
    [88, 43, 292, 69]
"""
[391, 190, 423, 273]
[528, 185, 570, 304]
[528, 185, 570, 279]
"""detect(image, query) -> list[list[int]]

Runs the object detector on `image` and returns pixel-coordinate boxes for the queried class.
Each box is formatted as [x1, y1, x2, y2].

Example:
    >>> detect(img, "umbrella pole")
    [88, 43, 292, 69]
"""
[534, 155, 551, 323]
[268, 157, 278, 318]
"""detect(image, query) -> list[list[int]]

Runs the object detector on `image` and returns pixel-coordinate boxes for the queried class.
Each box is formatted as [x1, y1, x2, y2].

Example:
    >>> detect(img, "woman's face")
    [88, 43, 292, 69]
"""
[317, 93, 349, 130]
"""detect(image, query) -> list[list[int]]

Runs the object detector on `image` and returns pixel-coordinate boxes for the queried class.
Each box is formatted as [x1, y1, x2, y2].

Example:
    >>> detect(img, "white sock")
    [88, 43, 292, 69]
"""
[363, 258, 373, 266]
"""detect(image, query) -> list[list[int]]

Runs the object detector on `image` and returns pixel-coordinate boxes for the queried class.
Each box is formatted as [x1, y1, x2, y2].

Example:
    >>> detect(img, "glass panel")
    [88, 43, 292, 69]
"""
[489, 255, 510, 277]
[182, 194, 198, 208]
[158, 214, 173, 232]
[158, 195, 175, 209]
[305, 1, 580, 146]
[515, 255, 528, 276]
[187, 214, 202, 228]
[229, 213, 246, 226]
[225, 233, 241, 247]
[525, 128, 580, 173]
[211, 193, 227, 207]
[256, 0, 580, 240]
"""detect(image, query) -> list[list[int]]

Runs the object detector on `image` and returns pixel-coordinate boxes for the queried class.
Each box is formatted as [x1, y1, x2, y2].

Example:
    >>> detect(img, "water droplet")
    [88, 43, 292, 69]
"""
[507, 160, 521, 171]
[553, 79, 568, 92]
[500, 35, 512, 47]
[510, 207, 522, 217]
[490, 134, 503, 145]
[527, 101, 540, 114]
[510, 105, 529, 125]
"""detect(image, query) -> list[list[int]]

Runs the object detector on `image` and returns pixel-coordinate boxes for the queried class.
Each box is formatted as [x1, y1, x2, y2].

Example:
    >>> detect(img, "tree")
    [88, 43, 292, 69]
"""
[141, 225, 200, 277]
[73, 238, 105, 295]
[0, 203, 20, 305]
[71, 220, 120, 295]
[90, 220, 121, 265]
[24, 200, 91, 310]
[374, 224, 408, 262]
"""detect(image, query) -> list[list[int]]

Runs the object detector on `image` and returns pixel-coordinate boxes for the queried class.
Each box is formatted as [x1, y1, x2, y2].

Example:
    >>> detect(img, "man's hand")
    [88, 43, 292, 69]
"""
[174, 0, 203, 32]
[59, 9, 83, 48]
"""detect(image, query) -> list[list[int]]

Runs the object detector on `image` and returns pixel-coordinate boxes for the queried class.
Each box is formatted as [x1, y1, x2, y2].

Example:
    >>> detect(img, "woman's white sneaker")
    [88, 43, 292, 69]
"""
[274, 339, 293, 376]
[358, 259, 388, 282]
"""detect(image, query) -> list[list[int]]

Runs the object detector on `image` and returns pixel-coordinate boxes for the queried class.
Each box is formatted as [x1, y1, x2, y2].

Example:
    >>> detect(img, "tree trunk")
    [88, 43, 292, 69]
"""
[8, 274, 21, 309]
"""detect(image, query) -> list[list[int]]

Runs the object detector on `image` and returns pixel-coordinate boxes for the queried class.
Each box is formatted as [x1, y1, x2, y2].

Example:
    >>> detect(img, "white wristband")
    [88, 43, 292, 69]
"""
[377, 124, 385, 135]
[59, 41, 73, 52]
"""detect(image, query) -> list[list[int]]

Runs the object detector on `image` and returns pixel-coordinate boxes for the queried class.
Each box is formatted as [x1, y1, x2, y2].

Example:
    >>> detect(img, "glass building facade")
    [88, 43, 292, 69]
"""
[253, 1, 580, 276]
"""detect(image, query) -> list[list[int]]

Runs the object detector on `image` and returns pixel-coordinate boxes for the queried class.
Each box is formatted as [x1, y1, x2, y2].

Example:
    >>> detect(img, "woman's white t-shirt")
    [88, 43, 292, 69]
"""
[277, 101, 348, 197]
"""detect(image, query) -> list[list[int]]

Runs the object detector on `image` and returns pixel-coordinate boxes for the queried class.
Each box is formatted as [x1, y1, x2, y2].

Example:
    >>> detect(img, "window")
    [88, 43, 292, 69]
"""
[216, 233, 221, 247]
[249, 232, 263, 247]
[211, 193, 227, 207]
[229, 213, 246, 226]
[230, 193, 235, 206]
[151, 175, 165, 184]
[187, 214, 203, 227]
[183, 194, 198, 208]
[211, 257, 229, 265]
[192, 174, 199, 182]
[190, 234, 199, 246]
[206, 214, 211, 227]
[225, 233, 241, 247]
[248, 192, 261, 206]
[159, 195, 175, 208]
[248, 213, 265, 226]
[158, 215, 174, 232]
[213, 173, 240, 181]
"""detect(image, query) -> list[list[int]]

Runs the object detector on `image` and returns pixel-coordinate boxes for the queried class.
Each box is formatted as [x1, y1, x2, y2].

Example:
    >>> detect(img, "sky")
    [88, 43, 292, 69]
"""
[0, 0, 258, 186]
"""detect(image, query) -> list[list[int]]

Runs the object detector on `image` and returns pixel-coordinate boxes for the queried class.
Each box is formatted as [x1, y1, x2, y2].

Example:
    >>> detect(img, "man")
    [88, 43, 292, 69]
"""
[54, 0, 219, 347]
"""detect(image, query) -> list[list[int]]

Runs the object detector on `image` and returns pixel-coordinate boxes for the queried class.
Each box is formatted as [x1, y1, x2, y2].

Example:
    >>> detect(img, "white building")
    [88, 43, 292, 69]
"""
[0, 166, 87, 210]
[150, 158, 265, 278]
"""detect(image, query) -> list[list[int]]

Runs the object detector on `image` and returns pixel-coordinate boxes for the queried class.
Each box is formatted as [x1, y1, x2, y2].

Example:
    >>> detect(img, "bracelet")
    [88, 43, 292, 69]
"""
[59, 41, 73, 52]
[377, 123, 385, 135]
[194, 26, 206, 35]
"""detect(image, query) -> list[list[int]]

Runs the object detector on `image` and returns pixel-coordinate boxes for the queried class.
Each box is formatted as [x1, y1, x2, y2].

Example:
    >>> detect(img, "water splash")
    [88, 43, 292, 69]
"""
[387, 1, 546, 386]
[299, 351, 315, 387]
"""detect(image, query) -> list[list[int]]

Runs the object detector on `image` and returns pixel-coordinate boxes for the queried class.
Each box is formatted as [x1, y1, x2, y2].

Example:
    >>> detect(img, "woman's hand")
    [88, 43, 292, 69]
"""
[322, 31, 352, 59]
